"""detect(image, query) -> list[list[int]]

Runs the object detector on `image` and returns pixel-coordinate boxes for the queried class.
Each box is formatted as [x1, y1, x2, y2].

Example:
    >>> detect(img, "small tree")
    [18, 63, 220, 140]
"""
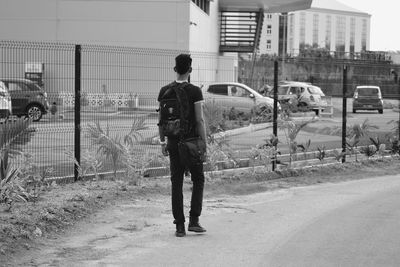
[0, 149, 30, 211]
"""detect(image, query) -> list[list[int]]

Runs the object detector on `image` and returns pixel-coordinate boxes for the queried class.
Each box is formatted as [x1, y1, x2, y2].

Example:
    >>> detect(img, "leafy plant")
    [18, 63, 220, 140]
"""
[206, 136, 238, 173]
[122, 148, 154, 185]
[204, 100, 226, 135]
[250, 104, 273, 123]
[0, 149, 30, 211]
[329, 119, 379, 162]
[249, 144, 277, 171]
[360, 145, 377, 158]
[86, 118, 147, 179]
[388, 137, 400, 155]
[278, 117, 317, 166]
[297, 139, 311, 160]
[333, 149, 348, 162]
[386, 120, 400, 155]
[65, 149, 103, 180]
[317, 146, 326, 161]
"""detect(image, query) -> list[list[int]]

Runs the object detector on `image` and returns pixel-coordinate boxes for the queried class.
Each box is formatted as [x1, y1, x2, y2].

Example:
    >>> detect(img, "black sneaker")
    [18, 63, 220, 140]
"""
[188, 221, 206, 233]
[175, 223, 186, 237]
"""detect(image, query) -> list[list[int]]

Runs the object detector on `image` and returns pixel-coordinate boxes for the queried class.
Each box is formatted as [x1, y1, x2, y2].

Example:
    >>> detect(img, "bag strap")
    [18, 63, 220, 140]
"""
[172, 82, 190, 140]
[160, 82, 176, 100]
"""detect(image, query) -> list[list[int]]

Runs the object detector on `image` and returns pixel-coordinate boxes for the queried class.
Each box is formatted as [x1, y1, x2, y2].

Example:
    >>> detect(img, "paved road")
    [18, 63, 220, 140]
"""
[17, 174, 400, 266]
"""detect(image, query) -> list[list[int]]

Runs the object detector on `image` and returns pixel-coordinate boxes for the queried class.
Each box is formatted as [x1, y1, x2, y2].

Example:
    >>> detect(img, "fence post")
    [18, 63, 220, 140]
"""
[342, 65, 347, 163]
[272, 60, 278, 171]
[398, 79, 400, 142]
[74, 45, 81, 182]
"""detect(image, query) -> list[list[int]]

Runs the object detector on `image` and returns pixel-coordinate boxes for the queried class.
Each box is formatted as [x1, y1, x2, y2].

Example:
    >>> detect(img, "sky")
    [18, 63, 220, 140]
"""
[343, 0, 400, 51]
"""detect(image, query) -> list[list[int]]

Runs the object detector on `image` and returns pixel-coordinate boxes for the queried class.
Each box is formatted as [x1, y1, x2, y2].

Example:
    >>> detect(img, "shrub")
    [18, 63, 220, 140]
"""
[250, 105, 273, 123]
[0, 149, 30, 211]
[204, 100, 226, 135]
[0, 118, 32, 149]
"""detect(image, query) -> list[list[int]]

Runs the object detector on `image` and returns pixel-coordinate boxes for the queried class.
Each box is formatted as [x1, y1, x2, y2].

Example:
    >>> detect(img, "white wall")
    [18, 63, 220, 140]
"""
[259, 14, 280, 55]
[0, 0, 191, 50]
[0, 0, 237, 97]
[189, 0, 220, 53]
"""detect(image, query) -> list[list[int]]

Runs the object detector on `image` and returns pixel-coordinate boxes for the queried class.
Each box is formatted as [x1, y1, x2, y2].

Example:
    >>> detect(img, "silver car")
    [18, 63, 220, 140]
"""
[202, 82, 279, 113]
[274, 81, 328, 114]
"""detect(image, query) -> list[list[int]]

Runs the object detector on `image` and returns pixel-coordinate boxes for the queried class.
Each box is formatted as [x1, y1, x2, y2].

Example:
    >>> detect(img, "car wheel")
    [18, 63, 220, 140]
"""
[353, 109, 356, 113]
[379, 109, 383, 114]
[27, 104, 43, 122]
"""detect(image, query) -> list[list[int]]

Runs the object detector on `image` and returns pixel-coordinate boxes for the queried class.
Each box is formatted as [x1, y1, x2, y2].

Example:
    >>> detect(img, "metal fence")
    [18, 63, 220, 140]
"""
[0, 40, 399, 181]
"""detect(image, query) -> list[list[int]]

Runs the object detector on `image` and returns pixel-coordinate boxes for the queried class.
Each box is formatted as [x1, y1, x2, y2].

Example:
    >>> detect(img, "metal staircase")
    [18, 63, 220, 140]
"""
[219, 10, 264, 53]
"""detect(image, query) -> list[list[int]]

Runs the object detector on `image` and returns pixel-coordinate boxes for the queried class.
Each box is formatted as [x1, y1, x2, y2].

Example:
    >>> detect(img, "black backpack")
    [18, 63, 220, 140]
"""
[158, 82, 191, 139]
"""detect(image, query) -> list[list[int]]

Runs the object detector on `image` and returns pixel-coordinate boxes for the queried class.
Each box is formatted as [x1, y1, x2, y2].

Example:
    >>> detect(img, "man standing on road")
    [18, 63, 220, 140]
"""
[157, 54, 207, 237]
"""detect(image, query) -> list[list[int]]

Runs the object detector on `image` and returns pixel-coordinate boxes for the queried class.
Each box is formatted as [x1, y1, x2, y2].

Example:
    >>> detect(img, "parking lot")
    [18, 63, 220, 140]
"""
[17, 97, 398, 177]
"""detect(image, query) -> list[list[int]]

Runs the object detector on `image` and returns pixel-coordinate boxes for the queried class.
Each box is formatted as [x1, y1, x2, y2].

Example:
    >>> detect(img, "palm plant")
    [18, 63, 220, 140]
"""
[0, 149, 29, 211]
[86, 117, 147, 179]
[206, 136, 237, 172]
[278, 117, 317, 167]
[329, 119, 378, 161]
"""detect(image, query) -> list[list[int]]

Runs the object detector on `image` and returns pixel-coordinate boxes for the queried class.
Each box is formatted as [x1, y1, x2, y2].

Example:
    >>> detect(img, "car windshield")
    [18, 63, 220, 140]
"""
[308, 86, 324, 95]
[357, 87, 380, 96]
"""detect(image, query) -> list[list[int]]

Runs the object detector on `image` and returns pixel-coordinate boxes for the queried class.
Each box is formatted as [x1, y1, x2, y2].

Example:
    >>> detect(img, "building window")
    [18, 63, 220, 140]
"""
[325, 15, 331, 50]
[350, 17, 356, 53]
[266, 40, 272, 50]
[267, 25, 272, 35]
[191, 0, 210, 15]
[335, 16, 346, 52]
[279, 14, 288, 56]
[361, 19, 367, 51]
[266, 14, 273, 20]
[313, 14, 319, 47]
[299, 12, 306, 48]
[288, 14, 294, 36]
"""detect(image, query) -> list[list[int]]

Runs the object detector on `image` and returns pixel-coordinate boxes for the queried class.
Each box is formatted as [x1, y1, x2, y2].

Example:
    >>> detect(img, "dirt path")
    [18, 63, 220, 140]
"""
[12, 189, 247, 266]
[10, 173, 400, 267]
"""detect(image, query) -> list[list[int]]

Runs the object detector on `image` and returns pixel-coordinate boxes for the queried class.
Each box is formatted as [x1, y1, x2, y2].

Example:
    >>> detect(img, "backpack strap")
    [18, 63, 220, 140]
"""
[172, 82, 191, 140]
[160, 82, 176, 100]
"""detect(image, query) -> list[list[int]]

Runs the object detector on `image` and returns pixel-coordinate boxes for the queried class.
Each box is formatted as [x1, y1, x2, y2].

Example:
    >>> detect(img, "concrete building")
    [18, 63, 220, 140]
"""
[260, 0, 371, 56]
[0, 0, 312, 101]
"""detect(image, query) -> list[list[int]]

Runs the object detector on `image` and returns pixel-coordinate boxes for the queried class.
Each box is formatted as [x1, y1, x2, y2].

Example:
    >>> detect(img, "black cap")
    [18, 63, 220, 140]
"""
[175, 54, 192, 75]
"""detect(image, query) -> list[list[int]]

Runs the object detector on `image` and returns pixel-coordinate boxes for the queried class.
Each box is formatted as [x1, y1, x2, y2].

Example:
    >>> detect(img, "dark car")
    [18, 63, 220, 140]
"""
[352, 85, 383, 114]
[0, 78, 49, 121]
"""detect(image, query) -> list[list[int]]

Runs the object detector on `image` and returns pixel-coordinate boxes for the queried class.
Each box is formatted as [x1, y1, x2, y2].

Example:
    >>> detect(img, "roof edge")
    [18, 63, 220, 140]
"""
[309, 7, 371, 17]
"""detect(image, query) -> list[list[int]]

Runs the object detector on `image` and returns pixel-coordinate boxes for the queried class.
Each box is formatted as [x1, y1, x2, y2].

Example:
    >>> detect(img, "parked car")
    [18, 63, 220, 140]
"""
[352, 85, 383, 114]
[202, 82, 280, 114]
[0, 78, 49, 121]
[0, 81, 12, 119]
[271, 81, 328, 115]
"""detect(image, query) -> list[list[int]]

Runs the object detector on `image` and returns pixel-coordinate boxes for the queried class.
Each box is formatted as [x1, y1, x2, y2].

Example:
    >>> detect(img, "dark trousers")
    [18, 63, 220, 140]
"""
[167, 139, 205, 225]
